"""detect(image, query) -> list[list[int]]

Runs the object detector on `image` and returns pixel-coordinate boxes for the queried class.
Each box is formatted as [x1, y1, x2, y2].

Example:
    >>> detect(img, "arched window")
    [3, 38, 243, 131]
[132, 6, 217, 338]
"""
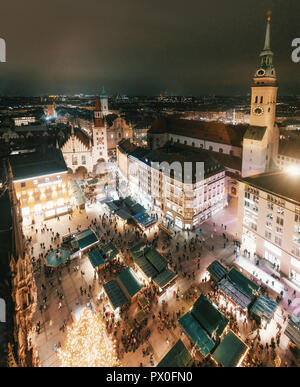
[209, 146, 213, 151]
[260, 96, 263, 103]
[219, 148, 223, 153]
[255, 96, 258, 103]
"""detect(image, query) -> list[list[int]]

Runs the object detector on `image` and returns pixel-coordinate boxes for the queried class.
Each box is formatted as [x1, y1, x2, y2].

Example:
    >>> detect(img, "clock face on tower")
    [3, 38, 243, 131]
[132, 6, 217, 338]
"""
[253, 106, 264, 116]
[256, 68, 266, 77]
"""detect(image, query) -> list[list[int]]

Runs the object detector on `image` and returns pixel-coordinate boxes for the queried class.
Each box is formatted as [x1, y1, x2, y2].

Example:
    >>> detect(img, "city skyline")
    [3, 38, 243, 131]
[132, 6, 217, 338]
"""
[0, 0, 299, 96]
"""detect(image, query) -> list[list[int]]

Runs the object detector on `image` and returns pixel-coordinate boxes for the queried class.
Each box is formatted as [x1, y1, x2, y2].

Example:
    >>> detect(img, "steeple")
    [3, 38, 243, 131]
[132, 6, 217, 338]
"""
[254, 11, 276, 80]
[100, 86, 108, 99]
[93, 96, 104, 127]
[263, 11, 271, 51]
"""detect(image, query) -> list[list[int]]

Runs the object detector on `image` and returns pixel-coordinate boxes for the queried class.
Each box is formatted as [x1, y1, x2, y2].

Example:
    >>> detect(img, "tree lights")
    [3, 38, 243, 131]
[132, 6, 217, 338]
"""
[57, 307, 120, 367]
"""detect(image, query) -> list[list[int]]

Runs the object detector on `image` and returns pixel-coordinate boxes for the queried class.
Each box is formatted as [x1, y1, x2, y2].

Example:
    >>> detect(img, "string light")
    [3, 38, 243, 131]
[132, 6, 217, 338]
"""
[57, 307, 120, 367]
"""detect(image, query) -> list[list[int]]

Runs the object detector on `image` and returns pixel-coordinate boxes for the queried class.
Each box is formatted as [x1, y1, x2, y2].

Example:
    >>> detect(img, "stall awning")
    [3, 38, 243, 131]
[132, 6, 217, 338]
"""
[207, 260, 227, 281]
[118, 267, 142, 298]
[153, 268, 177, 289]
[87, 250, 106, 268]
[157, 339, 194, 367]
[103, 280, 128, 309]
[76, 228, 99, 251]
[116, 208, 132, 220]
[249, 295, 277, 323]
[179, 313, 215, 357]
[146, 248, 167, 273]
[212, 330, 248, 367]
[100, 241, 119, 261]
[134, 255, 158, 279]
[227, 268, 259, 300]
[191, 294, 228, 340]
[217, 277, 252, 311]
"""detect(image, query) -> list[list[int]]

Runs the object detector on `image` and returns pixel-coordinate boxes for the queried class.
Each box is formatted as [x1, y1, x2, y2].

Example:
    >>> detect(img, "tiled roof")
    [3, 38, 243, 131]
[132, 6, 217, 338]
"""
[118, 139, 137, 154]
[149, 117, 248, 147]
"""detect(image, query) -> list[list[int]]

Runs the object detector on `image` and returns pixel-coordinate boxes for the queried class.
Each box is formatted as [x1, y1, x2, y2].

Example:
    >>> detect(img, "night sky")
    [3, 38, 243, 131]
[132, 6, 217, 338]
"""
[0, 0, 299, 96]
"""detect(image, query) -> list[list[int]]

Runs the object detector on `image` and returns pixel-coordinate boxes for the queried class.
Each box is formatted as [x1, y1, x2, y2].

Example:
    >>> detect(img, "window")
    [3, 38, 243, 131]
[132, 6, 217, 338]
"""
[219, 148, 223, 153]
[260, 96, 263, 103]
[265, 231, 272, 240]
[275, 236, 282, 246]
[255, 96, 258, 103]
[21, 182, 26, 188]
[276, 216, 284, 226]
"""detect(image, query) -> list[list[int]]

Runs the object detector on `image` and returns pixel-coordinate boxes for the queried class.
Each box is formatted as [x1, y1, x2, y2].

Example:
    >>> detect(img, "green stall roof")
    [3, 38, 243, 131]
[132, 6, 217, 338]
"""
[191, 294, 228, 339]
[249, 295, 277, 323]
[87, 250, 106, 268]
[179, 313, 215, 357]
[157, 340, 195, 367]
[116, 208, 132, 220]
[103, 280, 129, 309]
[207, 260, 227, 281]
[228, 268, 259, 299]
[134, 255, 158, 279]
[153, 268, 177, 289]
[146, 248, 167, 273]
[100, 241, 119, 261]
[212, 330, 248, 367]
[130, 203, 146, 215]
[76, 228, 99, 251]
[118, 267, 142, 298]
[123, 196, 135, 208]
[130, 242, 147, 260]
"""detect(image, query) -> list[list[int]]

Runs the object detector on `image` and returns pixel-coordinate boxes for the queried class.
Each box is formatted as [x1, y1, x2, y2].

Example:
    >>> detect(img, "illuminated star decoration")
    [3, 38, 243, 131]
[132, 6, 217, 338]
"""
[57, 307, 120, 367]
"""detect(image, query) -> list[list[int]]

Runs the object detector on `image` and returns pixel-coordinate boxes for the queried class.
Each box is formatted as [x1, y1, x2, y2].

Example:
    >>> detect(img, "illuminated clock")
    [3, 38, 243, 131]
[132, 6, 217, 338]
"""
[253, 106, 264, 116]
[256, 68, 266, 77]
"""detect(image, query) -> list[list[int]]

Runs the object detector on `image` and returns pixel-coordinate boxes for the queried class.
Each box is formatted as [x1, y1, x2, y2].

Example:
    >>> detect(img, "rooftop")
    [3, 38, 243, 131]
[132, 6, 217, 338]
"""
[9, 147, 68, 182]
[148, 117, 248, 147]
[157, 340, 194, 367]
[241, 171, 300, 204]
[191, 294, 228, 339]
[212, 330, 248, 367]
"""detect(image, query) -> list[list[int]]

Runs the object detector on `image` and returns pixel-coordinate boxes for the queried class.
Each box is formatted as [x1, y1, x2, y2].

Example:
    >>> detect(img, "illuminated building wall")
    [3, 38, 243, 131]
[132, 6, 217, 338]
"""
[237, 175, 300, 282]
[14, 171, 71, 224]
[124, 148, 226, 230]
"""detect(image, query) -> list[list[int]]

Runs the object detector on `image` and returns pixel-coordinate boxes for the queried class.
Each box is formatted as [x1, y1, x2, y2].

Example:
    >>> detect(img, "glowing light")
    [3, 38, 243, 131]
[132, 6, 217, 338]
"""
[286, 165, 300, 176]
[57, 307, 120, 367]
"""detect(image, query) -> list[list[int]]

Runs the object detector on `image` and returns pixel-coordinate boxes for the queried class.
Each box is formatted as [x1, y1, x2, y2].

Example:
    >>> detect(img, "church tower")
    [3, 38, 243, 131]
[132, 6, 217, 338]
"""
[92, 96, 108, 165]
[99, 86, 109, 116]
[242, 12, 279, 177]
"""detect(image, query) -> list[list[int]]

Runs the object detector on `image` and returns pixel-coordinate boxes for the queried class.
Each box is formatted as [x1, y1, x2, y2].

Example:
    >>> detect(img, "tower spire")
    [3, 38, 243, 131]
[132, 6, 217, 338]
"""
[254, 10, 276, 80]
[263, 11, 272, 51]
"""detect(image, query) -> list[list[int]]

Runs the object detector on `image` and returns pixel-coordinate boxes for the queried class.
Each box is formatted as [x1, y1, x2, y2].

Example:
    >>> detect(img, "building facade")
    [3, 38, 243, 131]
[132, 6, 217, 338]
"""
[237, 171, 300, 283]
[10, 148, 71, 225]
[118, 142, 227, 230]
